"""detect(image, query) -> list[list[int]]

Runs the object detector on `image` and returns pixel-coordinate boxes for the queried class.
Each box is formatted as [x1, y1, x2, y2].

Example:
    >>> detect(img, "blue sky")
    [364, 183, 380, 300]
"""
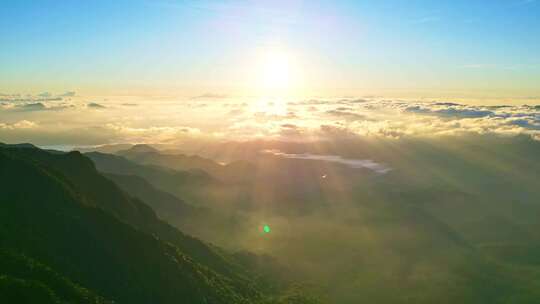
[1, 0, 539, 98]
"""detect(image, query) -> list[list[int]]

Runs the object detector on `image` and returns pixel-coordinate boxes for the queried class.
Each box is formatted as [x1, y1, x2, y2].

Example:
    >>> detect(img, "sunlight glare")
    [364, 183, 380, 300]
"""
[256, 49, 299, 94]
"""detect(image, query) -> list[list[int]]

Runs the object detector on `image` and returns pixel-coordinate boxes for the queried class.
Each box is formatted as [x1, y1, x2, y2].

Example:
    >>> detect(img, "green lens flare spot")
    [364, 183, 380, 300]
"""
[263, 225, 271, 233]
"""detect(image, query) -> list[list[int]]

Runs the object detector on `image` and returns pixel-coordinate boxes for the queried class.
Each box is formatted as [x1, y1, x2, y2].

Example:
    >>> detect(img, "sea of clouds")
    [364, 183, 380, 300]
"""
[1, 92, 539, 146]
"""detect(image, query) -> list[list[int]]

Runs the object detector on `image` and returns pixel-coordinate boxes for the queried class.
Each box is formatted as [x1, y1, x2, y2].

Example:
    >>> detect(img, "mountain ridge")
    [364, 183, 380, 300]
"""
[0, 145, 309, 304]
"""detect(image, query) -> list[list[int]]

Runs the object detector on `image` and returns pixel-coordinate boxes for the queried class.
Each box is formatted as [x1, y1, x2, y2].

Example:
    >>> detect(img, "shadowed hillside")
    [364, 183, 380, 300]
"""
[0, 145, 319, 304]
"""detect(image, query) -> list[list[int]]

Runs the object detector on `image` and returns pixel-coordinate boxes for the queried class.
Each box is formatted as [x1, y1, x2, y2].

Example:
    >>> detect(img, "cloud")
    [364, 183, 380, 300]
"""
[13, 120, 37, 129]
[433, 102, 462, 106]
[13, 102, 74, 112]
[1, 94, 539, 146]
[348, 98, 369, 104]
[0, 120, 37, 130]
[20, 103, 46, 111]
[281, 123, 298, 129]
[60, 91, 76, 97]
[506, 118, 540, 130]
[103, 123, 203, 143]
[191, 93, 229, 100]
[290, 99, 338, 105]
[227, 109, 244, 116]
[318, 124, 359, 139]
[431, 108, 494, 118]
[0, 92, 81, 112]
[279, 124, 305, 138]
[404, 105, 494, 118]
[326, 109, 366, 121]
[263, 149, 392, 174]
[220, 99, 540, 142]
[0, 92, 69, 105]
[187, 103, 208, 108]
[87, 102, 106, 109]
[253, 111, 297, 121]
[0, 97, 63, 103]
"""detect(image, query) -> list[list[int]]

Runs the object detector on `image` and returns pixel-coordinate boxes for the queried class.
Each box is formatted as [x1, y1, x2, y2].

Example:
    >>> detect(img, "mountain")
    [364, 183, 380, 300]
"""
[116, 145, 256, 183]
[84, 137, 540, 304]
[85, 150, 200, 182]
[85, 151, 218, 203]
[118, 144, 160, 154]
[0, 142, 37, 149]
[94, 147, 367, 215]
[74, 143, 134, 154]
[101, 172, 230, 239]
[0, 145, 312, 304]
[103, 172, 199, 220]
[117, 147, 221, 177]
[109, 146, 393, 216]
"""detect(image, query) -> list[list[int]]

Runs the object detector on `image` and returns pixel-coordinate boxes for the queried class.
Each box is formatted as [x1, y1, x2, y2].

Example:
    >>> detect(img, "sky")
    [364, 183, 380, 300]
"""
[1, 0, 539, 99]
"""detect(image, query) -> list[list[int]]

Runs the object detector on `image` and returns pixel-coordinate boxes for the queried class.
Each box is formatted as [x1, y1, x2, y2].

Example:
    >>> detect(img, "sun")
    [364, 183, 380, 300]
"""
[242, 47, 304, 100]
[247, 49, 300, 114]
[255, 49, 299, 94]
[260, 51, 291, 90]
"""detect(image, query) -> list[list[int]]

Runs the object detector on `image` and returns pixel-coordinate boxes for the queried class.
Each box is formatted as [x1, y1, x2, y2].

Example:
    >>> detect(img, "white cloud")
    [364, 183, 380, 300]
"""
[104, 123, 203, 143]
[263, 149, 392, 174]
[1, 94, 539, 145]
[0, 120, 37, 130]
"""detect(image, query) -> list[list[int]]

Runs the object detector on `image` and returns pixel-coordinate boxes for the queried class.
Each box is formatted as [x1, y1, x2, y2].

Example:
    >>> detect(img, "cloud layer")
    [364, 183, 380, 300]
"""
[1, 93, 539, 146]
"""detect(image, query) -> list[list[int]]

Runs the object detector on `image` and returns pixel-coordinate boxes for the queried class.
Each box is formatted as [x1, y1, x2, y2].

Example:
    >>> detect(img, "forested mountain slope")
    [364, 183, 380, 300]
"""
[0, 145, 314, 304]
